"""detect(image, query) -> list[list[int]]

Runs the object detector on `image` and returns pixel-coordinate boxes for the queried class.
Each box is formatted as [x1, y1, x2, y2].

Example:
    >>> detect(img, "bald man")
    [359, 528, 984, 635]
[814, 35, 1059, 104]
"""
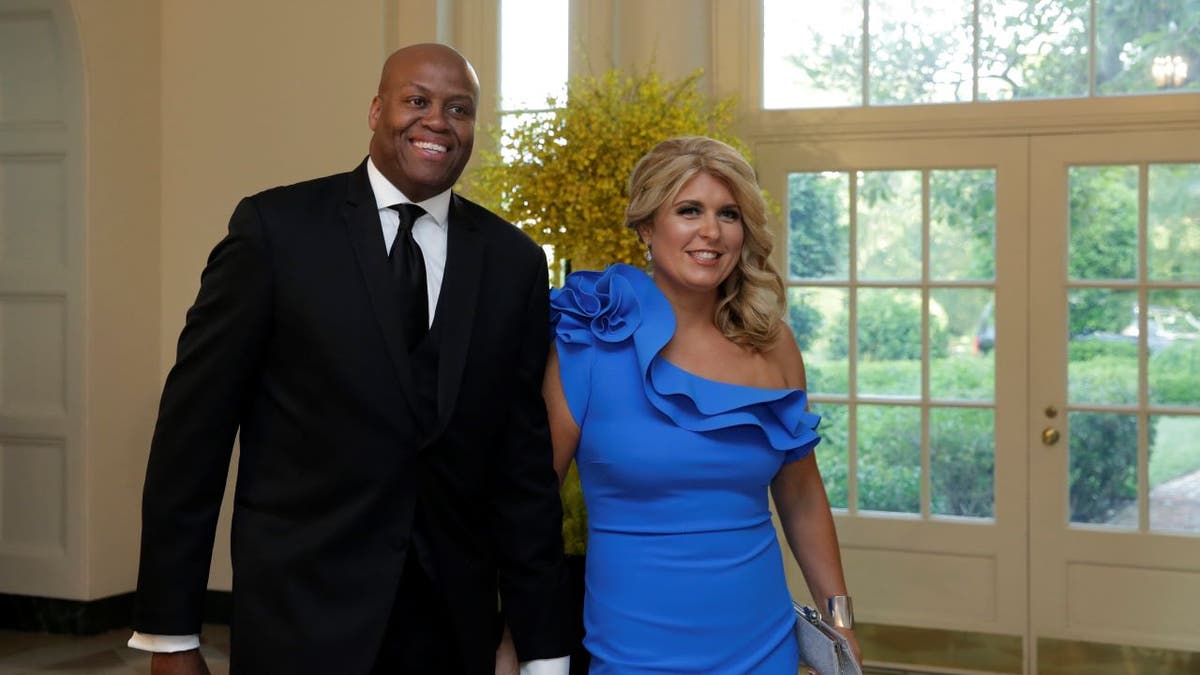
[130, 44, 572, 675]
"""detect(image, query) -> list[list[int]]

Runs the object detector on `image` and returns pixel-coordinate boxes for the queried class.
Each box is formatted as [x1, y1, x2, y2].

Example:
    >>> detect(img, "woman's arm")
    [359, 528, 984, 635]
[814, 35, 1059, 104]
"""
[772, 456, 862, 665]
[769, 322, 862, 664]
[543, 344, 581, 486]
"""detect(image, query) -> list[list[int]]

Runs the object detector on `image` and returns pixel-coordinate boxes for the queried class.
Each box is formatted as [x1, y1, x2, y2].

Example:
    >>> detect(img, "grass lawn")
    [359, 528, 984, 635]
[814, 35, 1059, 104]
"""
[1150, 416, 1200, 487]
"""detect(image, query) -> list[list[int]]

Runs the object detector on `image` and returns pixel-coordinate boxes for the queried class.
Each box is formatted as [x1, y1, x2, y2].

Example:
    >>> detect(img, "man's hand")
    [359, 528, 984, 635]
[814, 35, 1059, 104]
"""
[494, 624, 519, 675]
[150, 649, 211, 675]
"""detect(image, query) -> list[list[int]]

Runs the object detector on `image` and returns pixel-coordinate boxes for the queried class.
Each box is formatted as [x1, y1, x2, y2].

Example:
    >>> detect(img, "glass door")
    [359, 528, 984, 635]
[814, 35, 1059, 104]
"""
[759, 137, 1031, 664]
[1029, 131, 1200, 670]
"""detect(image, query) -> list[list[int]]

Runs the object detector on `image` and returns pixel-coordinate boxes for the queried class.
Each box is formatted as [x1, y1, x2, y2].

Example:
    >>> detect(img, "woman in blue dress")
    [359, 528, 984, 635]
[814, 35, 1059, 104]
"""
[542, 137, 861, 673]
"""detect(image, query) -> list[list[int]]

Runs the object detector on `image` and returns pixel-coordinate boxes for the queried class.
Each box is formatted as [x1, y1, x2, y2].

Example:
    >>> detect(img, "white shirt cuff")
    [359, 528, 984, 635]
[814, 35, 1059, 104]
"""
[127, 632, 201, 652]
[521, 655, 570, 675]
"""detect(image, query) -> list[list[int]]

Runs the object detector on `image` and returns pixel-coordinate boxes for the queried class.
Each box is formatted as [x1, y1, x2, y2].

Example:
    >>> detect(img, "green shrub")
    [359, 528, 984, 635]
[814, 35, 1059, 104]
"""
[930, 408, 994, 518]
[1150, 339, 1200, 405]
[829, 292, 949, 361]
[1069, 338, 1137, 362]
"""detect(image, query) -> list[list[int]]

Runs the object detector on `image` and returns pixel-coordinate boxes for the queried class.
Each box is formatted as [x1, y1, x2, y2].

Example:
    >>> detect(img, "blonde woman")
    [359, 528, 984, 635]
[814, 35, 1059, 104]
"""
[544, 137, 861, 671]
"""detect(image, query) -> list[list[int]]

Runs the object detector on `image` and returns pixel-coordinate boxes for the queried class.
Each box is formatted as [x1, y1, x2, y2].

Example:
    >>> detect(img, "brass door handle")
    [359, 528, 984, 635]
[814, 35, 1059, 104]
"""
[1042, 427, 1060, 445]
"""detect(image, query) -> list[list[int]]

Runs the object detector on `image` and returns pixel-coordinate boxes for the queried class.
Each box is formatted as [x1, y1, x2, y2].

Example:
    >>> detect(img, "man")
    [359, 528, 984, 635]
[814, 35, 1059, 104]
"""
[130, 44, 572, 674]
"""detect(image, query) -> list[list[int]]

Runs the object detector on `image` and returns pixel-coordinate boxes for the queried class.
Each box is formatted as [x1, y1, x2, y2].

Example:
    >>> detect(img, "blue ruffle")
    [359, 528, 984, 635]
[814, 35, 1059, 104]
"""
[550, 264, 820, 456]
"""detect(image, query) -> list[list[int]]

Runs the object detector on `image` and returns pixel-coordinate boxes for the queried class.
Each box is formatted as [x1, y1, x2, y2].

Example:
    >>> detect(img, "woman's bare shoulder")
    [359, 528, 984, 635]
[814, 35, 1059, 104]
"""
[765, 321, 807, 389]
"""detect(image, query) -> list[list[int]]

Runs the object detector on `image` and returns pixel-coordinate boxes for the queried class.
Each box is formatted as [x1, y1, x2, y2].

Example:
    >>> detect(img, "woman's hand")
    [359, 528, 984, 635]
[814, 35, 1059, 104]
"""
[836, 625, 863, 668]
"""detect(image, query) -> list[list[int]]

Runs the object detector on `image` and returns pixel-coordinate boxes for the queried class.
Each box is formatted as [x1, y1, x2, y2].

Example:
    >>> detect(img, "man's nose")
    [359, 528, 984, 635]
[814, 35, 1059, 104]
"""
[421, 105, 449, 130]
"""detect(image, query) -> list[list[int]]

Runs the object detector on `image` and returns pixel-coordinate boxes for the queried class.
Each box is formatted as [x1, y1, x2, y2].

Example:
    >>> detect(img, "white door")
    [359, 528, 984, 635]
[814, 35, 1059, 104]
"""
[758, 136, 1033, 652]
[1029, 131, 1200, 665]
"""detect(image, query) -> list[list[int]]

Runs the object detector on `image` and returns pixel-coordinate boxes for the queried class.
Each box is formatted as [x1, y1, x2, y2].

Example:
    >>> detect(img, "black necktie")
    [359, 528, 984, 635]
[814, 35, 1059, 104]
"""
[389, 203, 428, 349]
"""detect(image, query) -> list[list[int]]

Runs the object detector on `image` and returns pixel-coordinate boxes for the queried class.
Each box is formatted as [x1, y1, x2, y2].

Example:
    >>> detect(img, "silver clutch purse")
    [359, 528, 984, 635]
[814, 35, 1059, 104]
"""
[793, 602, 862, 675]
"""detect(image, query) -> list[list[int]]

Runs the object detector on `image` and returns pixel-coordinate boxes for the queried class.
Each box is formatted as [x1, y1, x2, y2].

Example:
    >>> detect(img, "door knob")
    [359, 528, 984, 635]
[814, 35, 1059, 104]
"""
[1042, 427, 1060, 445]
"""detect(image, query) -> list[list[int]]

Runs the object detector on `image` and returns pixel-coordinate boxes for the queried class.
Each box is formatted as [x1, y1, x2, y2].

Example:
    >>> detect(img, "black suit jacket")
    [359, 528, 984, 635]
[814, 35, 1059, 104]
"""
[133, 160, 570, 674]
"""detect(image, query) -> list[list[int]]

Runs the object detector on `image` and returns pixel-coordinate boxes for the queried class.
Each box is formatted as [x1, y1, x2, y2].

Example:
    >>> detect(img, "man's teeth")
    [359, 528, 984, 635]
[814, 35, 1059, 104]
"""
[414, 141, 447, 153]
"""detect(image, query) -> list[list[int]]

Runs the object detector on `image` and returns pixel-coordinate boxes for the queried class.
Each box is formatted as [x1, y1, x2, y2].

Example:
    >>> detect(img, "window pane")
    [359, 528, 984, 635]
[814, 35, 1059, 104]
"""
[930, 289, 995, 401]
[1069, 411, 1137, 528]
[789, 172, 849, 280]
[1069, 289, 1138, 406]
[858, 404, 920, 514]
[868, 0, 973, 104]
[814, 403, 851, 509]
[1148, 289, 1200, 408]
[1069, 165, 1138, 281]
[1149, 414, 1200, 534]
[931, 407, 994, 518]
[763, 0, 862, 109]
[1148, 163, 1200, 282]
[500, 0, 568, 110]
[788, 287, 849, 395]
[857, 288, 922, 397]
[1096, 2, 1200, 96]
[858, 170, 922, 280]
[978, 0, 1089, 100]
[930, 169, 996, 280]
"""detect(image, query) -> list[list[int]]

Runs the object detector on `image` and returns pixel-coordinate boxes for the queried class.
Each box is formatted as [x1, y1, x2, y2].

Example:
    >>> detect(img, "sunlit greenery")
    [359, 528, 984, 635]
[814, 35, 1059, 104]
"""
[770, 0, 1200, 106]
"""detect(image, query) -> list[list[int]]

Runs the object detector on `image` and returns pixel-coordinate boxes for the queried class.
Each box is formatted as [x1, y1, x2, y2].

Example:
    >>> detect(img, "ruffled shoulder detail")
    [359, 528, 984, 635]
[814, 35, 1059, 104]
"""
[550, 264, 819, 455]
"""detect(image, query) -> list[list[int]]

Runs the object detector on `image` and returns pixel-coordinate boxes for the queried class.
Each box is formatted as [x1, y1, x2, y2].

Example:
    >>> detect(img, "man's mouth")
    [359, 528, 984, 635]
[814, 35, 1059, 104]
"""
[412, 140, 448, 154]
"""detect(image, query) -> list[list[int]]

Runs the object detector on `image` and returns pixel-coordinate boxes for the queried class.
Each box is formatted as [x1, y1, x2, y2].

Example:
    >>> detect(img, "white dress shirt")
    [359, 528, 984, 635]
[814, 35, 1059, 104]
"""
[130, 158, 568, 674]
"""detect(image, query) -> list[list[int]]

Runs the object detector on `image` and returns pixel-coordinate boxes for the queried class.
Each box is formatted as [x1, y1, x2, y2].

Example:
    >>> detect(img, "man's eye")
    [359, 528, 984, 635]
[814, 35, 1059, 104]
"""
[408, 97, 428, 107]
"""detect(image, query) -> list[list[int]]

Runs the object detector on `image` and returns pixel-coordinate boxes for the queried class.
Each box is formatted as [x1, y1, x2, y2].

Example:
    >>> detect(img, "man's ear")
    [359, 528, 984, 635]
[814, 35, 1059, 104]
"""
[368, 96, 382, 131]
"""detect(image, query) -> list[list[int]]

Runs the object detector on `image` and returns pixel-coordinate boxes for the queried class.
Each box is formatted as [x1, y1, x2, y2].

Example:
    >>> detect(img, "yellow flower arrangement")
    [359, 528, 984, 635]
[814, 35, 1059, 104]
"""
[464, 68, 748, 274]
[462, 69, 752, 554]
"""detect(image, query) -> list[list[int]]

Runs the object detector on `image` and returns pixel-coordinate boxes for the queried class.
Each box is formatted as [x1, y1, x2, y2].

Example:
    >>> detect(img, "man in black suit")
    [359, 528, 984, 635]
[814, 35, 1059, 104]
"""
[129, 43, 572, 675]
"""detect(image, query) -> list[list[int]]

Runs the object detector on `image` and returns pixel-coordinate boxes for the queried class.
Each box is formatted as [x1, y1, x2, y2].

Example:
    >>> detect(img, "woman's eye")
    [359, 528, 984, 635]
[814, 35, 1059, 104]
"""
[677, 206, 700, 216]
[719, 209, 741, 220]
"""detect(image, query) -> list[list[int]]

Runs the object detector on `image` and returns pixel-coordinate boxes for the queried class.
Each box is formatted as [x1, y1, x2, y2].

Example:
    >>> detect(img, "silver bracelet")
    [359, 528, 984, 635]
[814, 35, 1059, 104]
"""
[827, 595, 854, 629]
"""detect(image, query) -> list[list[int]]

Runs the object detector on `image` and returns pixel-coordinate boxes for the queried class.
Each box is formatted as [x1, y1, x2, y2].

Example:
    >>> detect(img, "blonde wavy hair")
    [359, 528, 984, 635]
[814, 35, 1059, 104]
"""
[625, 136, 785, 351]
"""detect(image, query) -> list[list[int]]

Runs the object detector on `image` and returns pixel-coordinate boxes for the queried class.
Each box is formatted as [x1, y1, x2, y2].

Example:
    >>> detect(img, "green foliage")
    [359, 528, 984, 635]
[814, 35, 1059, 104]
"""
[1150, 339, 1200, 405]
[787, 300, 824, 352]
[1069, 410, 1139, 524]
[857, 405, 921, 512]
[463, 68, 747, 272]
[1149, 416, 1200, 487]
[1066, 362, 1159, 523]
[829, 292, 950, 361]
[1068, 338, 1138, 362]
[788, 172, 846, 281]
[784, 0, 1199, 102]
[931, 408, 994, 518]
[560, 462, 587, 555]
[813, 405, 850, 509]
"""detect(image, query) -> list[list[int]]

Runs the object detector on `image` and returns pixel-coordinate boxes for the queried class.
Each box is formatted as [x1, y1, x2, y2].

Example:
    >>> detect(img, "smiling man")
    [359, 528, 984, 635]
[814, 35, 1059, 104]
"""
[129, 44, 572, 675]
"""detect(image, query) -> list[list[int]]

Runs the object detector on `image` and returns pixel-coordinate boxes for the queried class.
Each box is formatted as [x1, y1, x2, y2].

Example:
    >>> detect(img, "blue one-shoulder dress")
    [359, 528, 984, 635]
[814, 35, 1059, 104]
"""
[550, 264, 822, 674]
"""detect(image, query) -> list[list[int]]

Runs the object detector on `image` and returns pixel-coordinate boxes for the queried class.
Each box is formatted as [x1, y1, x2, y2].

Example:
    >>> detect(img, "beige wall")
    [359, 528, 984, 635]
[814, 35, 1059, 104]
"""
[71, 0, 163, 600]
[15, 0, 711, 601]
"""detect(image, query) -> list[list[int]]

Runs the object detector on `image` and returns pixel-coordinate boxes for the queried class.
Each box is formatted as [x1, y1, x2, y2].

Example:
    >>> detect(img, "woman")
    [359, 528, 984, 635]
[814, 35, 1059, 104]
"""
[544, 136, 861, 672]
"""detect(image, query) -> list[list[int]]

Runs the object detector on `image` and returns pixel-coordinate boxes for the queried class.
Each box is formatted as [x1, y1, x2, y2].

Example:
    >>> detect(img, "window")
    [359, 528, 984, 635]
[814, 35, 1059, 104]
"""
[763, 0, 1199, 109]
[499, 0, 569, 160]
[788, 168, 998, 517]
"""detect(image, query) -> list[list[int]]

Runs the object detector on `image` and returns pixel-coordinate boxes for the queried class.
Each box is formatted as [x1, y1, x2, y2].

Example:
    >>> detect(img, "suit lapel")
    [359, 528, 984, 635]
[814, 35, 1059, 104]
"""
[343, 160, 420, 409]
[429, 195, 485, 439]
